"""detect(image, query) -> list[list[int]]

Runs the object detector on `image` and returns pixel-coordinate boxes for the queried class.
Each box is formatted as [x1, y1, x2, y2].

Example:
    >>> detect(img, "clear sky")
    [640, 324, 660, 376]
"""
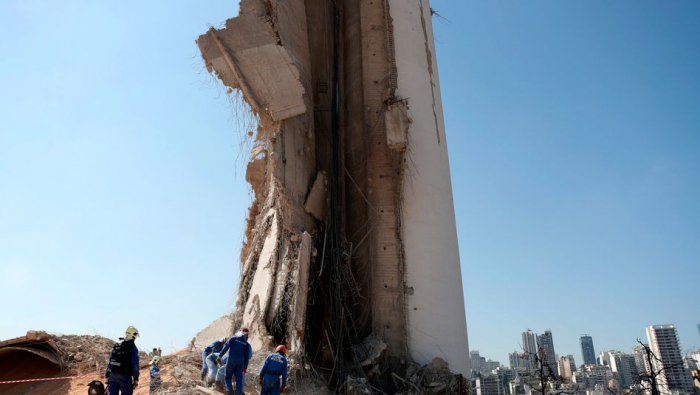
[1, 0, 699, 365]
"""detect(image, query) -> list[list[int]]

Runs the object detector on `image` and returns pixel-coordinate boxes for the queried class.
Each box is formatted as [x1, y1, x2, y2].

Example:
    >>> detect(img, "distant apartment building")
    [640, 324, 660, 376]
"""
[559, 355, 577, 379]
[632, 344, 650, 375]
[691, 350, 700, 367]
[476, 374, 505, 395]
[581, 335, 597, 366]
[537, 330, 558, 377]
[510, 351, 522, 370]
[646, 324, 694, 394]
[486, 360, 502, 372]
[599, 350, 617, 367]
[573, 364, 615, 390]
[471, 350, 486, 373]
[610, 352, 639, 390]
[522, 330, 538, 372]
[495, 367, 517, 390]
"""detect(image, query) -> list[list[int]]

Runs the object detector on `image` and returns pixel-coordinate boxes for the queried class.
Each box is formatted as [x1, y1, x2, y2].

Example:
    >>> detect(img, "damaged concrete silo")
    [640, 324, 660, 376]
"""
[196, 0, 470, 386]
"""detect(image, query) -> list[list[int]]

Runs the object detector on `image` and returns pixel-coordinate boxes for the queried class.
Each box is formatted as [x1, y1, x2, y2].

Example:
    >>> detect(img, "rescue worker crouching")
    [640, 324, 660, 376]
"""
[149, 355, 163, 394]
[105, 325, 140, 395]
[217, 326, 252, 395]
[201, 337, 226, 381]
[259, 345, 289, 395]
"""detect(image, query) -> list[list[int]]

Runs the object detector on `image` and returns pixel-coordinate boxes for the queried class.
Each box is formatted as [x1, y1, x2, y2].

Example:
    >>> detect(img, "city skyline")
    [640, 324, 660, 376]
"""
[473, 323, 700, 371]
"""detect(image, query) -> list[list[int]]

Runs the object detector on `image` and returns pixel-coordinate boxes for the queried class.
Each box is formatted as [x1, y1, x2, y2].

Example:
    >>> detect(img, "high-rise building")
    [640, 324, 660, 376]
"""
[522, 330, 537, 371]
[610, 353, 639, 390]
[509, 351, 522, 370]
[632, 344, 650, 375]
[646, 324, 694, 394]
[537, 330, 558, 377]
[580, 335, 596, 366]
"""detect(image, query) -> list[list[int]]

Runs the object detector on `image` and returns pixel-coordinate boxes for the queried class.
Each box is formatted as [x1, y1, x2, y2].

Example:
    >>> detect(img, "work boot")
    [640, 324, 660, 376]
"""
[225, 390, 233, 395]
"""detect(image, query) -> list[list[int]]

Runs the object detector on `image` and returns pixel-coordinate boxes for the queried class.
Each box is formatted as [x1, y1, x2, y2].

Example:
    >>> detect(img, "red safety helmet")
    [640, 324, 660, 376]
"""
[275, 345, 287, 356]
[240, 326, 249, 339]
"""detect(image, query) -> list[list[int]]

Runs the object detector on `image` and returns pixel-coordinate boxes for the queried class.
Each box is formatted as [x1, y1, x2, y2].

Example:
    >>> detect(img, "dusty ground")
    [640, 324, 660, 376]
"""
[0, 334, 329, 395]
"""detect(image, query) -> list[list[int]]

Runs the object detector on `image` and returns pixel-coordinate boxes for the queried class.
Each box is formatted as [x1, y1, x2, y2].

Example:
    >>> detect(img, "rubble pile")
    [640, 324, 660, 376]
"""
[351, 334, 387, 377]
[345, 376, 374, 394]
[396, 357, 469, 395]
[154, 349, 203, 394]
[52, 334, 115, 375]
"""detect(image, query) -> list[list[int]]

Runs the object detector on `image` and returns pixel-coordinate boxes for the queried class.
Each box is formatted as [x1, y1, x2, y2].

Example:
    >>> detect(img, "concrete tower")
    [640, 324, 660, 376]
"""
[196, 0, 470, 381]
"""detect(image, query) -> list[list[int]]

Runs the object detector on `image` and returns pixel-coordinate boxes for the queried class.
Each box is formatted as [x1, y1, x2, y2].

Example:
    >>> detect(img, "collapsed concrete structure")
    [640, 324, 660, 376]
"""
[196, 0, 470, 388]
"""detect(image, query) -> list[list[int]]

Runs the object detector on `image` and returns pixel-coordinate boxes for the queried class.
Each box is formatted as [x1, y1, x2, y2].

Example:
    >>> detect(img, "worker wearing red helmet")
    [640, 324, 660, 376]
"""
[217, 326, 252, 395]
[258, 345, 289, 394]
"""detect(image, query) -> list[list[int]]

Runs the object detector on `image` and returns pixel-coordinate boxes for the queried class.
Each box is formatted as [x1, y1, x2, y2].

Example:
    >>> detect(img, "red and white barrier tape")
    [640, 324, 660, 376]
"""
[0, 376, 77, 385]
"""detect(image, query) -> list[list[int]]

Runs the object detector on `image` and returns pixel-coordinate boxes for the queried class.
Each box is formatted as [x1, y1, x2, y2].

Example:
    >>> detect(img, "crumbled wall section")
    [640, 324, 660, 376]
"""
[197, 0, 316, 355]
[357, 0, 408, 358]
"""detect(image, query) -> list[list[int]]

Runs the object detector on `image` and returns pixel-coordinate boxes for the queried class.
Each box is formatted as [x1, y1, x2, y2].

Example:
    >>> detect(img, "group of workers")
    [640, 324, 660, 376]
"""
[103, 325, 288, 395]
[200, 326, 289, 395]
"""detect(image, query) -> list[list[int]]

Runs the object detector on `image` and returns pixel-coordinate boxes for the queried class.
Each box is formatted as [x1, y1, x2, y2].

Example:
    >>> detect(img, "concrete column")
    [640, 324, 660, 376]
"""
[388, 0, 471, 375]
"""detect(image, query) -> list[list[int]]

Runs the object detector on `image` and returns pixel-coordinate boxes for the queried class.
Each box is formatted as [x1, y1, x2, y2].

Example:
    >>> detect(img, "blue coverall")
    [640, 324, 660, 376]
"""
[204, 353, 229, 384]
[259, 352, 288, 395]
[219, 335, 252, 395]
[105, 340, 140, 395]
[201, 340, 224, 377]
[149, 364, 162, 394]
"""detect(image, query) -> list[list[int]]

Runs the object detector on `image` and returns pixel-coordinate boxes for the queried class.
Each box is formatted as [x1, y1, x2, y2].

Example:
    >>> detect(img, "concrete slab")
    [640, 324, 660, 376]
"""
[242, 212, 279, 351]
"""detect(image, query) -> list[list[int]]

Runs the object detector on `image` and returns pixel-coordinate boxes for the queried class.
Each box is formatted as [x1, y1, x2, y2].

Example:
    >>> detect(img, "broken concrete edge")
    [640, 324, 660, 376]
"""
[304, 171, 328, 221]
[196, 0, 310, 123]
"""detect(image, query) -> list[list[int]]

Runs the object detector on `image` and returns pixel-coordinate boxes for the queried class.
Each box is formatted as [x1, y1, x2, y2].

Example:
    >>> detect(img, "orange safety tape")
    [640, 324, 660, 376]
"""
[0, 376, 77, 384]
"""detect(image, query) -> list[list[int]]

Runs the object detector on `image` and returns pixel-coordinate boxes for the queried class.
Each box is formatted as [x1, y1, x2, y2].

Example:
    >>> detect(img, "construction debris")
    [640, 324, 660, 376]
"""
[345, 375, 373, 394]
[52, 334, 116, 374]
[351, 334, 387, 369]
[396, 357, 469, 395]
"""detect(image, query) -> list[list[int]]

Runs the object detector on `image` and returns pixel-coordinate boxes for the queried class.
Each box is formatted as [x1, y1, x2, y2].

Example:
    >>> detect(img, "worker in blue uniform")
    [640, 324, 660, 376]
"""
[217, 326, 252, 395]
[259, 345, 288, 395]
[201, 337, 226, 381]
[105, 325, 140, 395]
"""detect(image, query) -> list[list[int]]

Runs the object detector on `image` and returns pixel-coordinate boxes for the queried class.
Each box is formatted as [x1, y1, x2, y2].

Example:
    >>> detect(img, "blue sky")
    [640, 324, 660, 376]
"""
[1, 0, 699, 364]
